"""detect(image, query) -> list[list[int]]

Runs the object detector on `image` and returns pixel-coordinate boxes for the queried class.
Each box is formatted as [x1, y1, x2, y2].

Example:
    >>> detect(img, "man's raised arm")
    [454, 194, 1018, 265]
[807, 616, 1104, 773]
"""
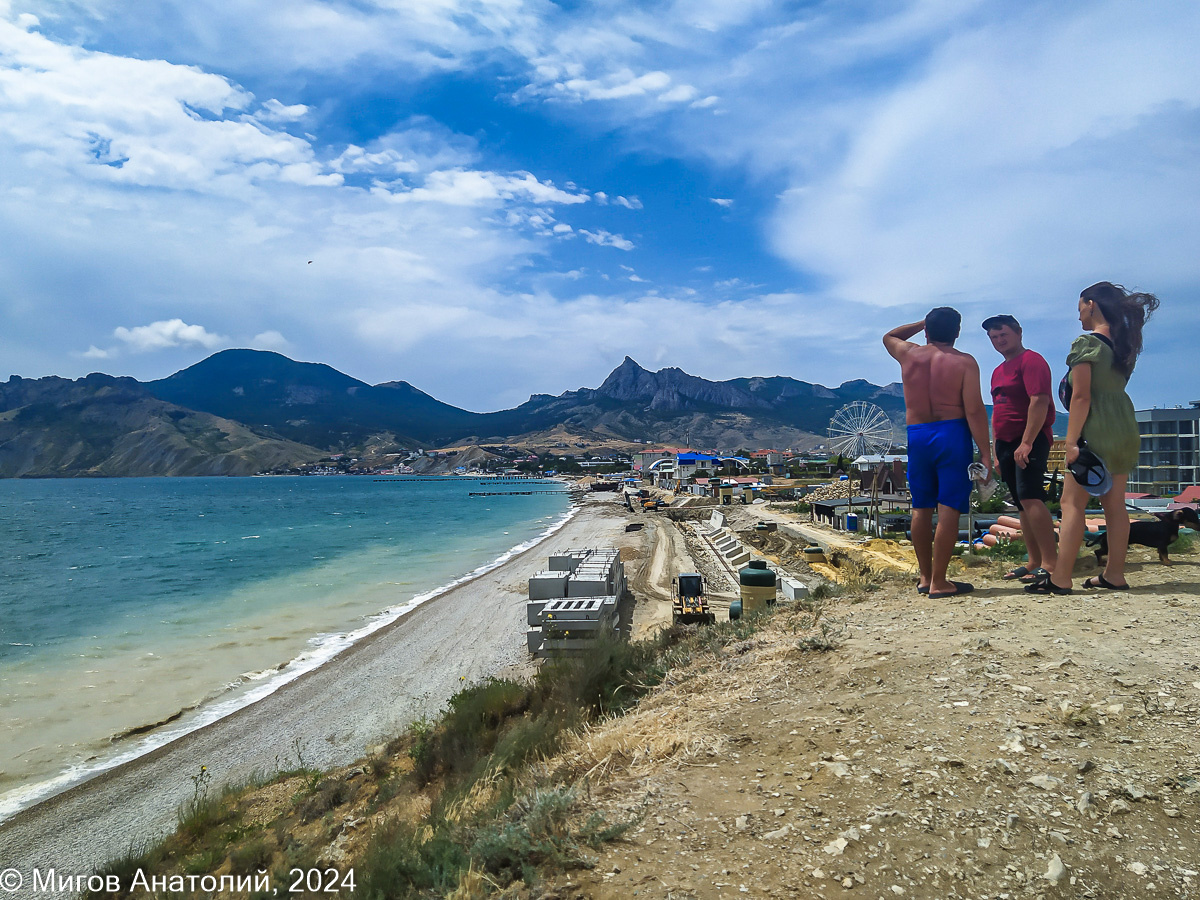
[883, 320, 925, 361]
[961, 355, 994, 476]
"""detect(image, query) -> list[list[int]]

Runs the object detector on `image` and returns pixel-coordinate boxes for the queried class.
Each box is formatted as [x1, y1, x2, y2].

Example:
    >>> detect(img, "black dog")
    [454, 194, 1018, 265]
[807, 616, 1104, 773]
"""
[1087, 506, 1200, 565]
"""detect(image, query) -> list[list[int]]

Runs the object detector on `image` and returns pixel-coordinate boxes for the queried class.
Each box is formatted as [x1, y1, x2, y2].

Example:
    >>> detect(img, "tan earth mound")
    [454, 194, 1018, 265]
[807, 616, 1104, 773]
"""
[543, 543, 1200, 900]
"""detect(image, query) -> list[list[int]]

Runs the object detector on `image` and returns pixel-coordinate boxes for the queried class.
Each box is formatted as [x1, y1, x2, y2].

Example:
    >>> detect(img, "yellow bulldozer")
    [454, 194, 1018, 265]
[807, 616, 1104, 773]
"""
[672, 573, 715, 626]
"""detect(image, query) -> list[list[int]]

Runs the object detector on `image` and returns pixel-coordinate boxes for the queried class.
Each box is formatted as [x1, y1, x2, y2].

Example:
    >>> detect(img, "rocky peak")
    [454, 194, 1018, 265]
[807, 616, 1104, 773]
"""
[596, 356, 653, 401]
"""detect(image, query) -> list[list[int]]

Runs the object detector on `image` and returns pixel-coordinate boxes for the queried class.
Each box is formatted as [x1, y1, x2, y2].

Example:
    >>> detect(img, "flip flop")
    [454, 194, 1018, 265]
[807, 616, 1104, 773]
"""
[1025, 575, 1072, 595]
[928, 581, 974, 600]
[1082, 574, 1129, 590]
[1002, 566, 1031, 581]
[916, 585, 929, 594]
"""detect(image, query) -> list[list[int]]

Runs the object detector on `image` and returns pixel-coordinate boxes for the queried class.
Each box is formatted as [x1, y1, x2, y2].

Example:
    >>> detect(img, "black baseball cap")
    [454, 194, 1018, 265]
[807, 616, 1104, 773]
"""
[982, 314, 1021, 332]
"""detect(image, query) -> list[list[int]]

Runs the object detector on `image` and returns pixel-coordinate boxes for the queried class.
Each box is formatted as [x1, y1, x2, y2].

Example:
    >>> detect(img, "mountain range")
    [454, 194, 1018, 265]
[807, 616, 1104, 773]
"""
[0, 351, 907, 477]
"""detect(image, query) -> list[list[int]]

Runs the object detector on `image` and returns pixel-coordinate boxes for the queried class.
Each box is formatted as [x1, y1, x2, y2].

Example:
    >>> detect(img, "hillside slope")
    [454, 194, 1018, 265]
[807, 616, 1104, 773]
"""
[0, 374, 320, 477]
[146, 349, 477, 449]
[4, 352, 909, 475]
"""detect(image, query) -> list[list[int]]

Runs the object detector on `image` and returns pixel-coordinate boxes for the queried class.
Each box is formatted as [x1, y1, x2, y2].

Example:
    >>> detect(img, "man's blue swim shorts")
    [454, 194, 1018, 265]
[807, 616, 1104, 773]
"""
[906, 419, 973, 512]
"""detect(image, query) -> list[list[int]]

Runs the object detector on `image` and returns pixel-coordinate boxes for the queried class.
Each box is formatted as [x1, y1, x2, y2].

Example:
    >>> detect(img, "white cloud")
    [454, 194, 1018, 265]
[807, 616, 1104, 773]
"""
[579, 229, 634, 251]
[559, 68, 672, 102]
[389, 169, 588, 206]
[331, 145, 421, 176]
[113, 319, 227, 352]
[251, 330, 290, 351]
[658, 84, 697, 103]
[17, 0, 544, 82]
[256, 98, 308, 123]
[0, 18, 339, 194]
[80, 344, 112, 359]
[761, 4, 1200, 313]
[6, 1, 1200, 411]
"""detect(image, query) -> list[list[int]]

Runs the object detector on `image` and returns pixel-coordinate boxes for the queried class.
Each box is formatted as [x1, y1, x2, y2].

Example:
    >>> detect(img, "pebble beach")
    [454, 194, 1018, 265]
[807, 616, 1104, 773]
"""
[0, 497, 632, 891]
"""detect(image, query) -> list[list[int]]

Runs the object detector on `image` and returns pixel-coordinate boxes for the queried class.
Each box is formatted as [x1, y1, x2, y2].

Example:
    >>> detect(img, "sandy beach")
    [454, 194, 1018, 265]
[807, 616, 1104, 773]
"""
[0, 493, 639, 888]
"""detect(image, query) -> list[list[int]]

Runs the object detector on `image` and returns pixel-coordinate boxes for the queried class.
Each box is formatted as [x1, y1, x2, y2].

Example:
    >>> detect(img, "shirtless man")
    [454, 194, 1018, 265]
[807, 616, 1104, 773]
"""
[884, 308, 993, 598]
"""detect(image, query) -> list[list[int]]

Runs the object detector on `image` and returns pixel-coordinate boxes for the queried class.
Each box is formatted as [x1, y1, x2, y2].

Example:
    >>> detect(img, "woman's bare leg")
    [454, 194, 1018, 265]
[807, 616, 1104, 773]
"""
[1053, 476, 1089, 589]
[1098, 474, 1130, 586]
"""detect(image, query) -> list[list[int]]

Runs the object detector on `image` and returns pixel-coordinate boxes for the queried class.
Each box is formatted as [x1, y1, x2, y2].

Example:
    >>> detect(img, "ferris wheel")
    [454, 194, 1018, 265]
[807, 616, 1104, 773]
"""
[827, 401, 893, 459]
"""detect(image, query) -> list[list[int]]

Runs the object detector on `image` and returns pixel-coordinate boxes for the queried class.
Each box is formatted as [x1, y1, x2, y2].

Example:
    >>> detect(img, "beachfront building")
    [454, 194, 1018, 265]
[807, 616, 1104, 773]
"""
[1129, 405, 1200, 496]
[851, 453, 908, 472]
[636, 447, 692, 473]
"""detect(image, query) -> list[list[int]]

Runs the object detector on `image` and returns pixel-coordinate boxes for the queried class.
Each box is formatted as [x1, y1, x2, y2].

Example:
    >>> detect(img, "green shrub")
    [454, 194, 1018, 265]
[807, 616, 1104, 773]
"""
[177, 790, 236, 845]
[413, 678, 530, 785]
[490, 713, 564, 773]
[358, 817, 469, 900]
[470, 787, 638, 888]
[539, 633, 665, 720]
[989, 536, 1028, 562]
[299, 776, 354, 823]
[83, 843, 164, 900]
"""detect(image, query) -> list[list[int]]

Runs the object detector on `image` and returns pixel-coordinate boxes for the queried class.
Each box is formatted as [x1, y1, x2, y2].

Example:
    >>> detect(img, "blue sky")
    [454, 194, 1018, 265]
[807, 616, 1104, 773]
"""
[1, 0, 1197, 412]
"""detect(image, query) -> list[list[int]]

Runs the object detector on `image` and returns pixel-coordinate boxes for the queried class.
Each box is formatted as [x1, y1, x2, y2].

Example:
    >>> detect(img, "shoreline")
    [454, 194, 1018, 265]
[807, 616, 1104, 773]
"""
[0, 494, 631, 887]
[0, 490, 576, 825]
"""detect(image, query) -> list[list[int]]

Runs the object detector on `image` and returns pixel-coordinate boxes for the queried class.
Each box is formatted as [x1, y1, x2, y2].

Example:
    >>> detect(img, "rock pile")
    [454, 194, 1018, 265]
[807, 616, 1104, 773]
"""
[802, 481, 861, 503]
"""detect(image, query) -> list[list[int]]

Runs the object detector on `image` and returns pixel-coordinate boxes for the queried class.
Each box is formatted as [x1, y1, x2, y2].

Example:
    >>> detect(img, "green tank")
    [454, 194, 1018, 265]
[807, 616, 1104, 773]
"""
[739, 560, 776, 614]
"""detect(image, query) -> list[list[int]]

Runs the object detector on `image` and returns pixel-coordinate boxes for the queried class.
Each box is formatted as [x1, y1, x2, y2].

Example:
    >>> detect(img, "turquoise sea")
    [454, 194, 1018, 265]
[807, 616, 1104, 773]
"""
[0, 476, 570, 820]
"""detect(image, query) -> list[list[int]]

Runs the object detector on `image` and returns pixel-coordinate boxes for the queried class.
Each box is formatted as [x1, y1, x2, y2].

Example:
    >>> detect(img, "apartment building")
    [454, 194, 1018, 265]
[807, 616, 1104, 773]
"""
[1130, 404, 1200, 495]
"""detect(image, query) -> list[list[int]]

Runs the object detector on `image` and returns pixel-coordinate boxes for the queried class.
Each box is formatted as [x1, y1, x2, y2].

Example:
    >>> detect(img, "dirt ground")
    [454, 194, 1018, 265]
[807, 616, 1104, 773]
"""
[544, 504, 1200, 900]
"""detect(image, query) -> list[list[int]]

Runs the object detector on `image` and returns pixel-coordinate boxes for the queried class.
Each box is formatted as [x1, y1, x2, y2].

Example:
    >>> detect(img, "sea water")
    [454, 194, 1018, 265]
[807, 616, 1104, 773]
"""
[0, 476, 570, 820]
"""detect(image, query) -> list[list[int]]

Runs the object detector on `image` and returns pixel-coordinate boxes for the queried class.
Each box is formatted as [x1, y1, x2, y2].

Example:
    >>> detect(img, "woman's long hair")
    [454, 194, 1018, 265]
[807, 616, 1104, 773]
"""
[1080, 281, 1159, 377]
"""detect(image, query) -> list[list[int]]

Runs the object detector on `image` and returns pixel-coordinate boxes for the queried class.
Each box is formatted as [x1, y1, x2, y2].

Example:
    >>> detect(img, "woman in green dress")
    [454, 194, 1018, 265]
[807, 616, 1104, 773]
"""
[1028, 282, 1159, 594]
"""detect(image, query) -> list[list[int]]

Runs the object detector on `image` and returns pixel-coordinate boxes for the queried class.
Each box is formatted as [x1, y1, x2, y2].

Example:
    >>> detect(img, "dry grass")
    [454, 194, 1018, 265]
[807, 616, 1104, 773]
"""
[546, 609, 839, 784]
[553, 697, 730, 783]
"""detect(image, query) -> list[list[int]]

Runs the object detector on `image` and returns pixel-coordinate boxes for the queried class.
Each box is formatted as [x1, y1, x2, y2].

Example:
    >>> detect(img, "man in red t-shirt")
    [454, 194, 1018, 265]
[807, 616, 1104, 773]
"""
[983, 314, 1058, 582]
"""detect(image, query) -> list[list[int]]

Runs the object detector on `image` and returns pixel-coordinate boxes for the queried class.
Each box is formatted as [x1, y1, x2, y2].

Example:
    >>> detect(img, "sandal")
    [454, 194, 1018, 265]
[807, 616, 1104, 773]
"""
[1024, 574, 1072, 595]
[1002, 565, 1031, 581]
[1021, 567, 1049, 583]
[928, 581, 974, 600]
[1083, 574, 1129, 590]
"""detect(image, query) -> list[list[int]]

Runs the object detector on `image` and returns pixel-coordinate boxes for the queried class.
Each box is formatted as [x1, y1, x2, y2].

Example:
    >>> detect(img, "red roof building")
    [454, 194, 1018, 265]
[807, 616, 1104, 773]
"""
[1172, 485, 1200, 504]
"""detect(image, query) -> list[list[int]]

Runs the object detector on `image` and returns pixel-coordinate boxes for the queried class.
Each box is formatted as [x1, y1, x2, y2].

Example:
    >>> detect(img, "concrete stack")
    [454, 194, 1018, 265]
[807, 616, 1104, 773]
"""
[527, 548, 625, 657]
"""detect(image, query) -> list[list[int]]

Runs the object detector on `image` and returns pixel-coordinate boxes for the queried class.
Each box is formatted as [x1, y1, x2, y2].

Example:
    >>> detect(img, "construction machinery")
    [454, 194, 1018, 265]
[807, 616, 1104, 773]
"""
[672, 572, 715, 625]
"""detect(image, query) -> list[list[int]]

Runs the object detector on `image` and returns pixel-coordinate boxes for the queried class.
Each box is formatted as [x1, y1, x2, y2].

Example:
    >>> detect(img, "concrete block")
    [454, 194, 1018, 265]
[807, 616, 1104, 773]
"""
[549, 551, 586, 572]
[728, 551, 751, 568]
[529, 571, 569, 600]
[544, 619, 619, 638]
[541, 597, 615, 622]
[782, 578, 809, 601]
[567, 575, 611, 597]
